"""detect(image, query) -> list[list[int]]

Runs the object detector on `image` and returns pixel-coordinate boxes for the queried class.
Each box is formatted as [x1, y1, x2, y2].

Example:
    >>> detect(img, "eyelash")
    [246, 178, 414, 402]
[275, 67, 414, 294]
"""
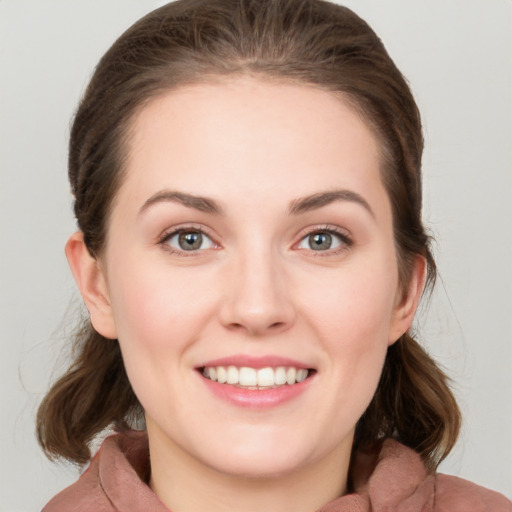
[157, 225, 218, 257]
[294, 225, 353, 256]
[157, 224, 353, 256]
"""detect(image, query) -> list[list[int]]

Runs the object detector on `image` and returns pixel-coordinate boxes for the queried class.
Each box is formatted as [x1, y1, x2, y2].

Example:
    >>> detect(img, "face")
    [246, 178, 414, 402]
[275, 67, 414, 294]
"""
[84, 78, 419, 479]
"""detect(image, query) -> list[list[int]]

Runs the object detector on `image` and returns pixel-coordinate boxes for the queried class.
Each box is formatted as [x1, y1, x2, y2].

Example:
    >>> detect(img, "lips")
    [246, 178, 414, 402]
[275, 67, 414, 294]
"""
[197, 355, 315, 407]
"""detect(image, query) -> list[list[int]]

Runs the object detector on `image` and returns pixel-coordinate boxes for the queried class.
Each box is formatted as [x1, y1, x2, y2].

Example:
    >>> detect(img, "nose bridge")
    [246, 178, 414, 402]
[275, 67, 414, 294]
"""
[220, 235, 294, 335]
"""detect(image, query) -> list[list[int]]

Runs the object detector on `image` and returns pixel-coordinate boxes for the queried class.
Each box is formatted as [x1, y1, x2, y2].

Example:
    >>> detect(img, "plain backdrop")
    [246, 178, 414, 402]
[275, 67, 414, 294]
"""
[1, 1, 511, 510]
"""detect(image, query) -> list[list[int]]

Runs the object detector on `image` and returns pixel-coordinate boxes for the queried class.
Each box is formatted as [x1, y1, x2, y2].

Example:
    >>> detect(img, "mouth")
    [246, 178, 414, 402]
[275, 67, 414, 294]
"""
[199, 365, 315, 390]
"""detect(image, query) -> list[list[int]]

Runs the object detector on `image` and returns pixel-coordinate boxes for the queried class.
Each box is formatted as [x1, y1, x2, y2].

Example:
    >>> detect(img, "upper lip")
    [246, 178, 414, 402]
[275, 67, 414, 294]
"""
[198, 354, 312, 370]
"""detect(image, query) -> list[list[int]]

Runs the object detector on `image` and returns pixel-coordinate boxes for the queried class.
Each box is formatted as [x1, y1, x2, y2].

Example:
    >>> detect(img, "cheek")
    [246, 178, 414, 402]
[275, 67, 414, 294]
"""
[310, 293, 391, 435]
[299, 258, 397, 404]
[107, 253, 214, 342]
[104, 258, 216, 411]
[304, 257, 398, 342]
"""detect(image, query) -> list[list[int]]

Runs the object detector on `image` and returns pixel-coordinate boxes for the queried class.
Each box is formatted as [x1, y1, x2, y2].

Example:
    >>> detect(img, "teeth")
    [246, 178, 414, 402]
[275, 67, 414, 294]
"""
[257, 367, 275, 387]
[275, 367, 287, 385]
[239, 367, 257, 386]
[227, 366, 238, 384]
[217, 366, 227, 384]
[201, 365, 310, 387]
[296, 369, 308, 382]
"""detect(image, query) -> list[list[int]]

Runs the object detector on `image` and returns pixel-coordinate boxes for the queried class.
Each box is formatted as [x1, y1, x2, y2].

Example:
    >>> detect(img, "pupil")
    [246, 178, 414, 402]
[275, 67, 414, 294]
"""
[310, 233, 331, 250]
[179, 232, 202, 250]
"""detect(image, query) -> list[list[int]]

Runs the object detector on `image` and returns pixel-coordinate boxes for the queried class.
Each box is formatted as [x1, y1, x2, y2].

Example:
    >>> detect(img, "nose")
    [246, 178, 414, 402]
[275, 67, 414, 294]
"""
[218, 247, 296, 337]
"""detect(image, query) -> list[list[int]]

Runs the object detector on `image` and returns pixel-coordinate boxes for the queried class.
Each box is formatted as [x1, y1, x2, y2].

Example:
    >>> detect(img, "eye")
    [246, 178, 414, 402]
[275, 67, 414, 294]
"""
[297, 230, 349, 252]
[164, 230, 215, 252]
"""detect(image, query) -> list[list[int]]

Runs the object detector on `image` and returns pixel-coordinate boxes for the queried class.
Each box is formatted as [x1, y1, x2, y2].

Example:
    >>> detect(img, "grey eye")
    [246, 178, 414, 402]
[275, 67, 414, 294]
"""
[309, 233, 332, 250]
[298, 231, 343, 251]
[167, 231, 214, 251]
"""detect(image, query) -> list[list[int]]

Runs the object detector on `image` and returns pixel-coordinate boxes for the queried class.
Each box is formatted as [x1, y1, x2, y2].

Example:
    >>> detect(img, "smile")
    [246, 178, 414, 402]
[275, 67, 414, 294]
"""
[201, 366, 311, 388]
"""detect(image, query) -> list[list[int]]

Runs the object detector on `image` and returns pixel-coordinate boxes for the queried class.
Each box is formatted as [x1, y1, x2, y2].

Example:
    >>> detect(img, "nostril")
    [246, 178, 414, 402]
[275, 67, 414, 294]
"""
[224, 320, 287, 336]
[227, 322, 245, 331]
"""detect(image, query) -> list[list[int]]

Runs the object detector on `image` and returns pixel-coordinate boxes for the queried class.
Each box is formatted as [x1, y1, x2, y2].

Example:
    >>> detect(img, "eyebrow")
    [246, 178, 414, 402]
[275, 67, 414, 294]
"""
[289, 189, 375, 218]
[139, 190, 224, 215]
[139, 188, 374, 218]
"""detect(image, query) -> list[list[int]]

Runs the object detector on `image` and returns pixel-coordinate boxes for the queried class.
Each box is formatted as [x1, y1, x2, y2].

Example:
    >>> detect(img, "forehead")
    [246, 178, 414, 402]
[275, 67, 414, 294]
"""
[118, 77, 385, 213]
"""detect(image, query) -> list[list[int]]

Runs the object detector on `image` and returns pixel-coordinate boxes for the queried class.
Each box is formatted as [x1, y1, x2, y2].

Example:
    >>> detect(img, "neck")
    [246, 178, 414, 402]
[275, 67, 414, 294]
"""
[147, 425, 352, 512]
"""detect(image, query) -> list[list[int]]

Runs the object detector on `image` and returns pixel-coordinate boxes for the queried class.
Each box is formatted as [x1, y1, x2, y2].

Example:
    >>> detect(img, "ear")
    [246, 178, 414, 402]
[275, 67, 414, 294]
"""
[388, 255, 427, 345]
[65, 232, 117, 339]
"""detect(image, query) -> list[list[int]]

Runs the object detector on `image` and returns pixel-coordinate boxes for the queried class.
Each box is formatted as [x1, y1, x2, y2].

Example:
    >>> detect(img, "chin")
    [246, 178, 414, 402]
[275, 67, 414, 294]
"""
[187, 424, 348, 480]
[202, 448, 310, 480]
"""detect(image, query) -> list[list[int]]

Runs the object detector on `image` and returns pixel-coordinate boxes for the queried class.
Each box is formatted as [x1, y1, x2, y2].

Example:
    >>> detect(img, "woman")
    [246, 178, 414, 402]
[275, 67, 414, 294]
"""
[37, 0, 511, 510]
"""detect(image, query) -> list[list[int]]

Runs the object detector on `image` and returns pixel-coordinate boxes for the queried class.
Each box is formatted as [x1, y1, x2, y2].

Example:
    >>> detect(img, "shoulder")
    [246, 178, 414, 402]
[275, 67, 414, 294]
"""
[41, 464, 113, 512]
[435, 473, 512, 512]
[42, 431, 163, 512]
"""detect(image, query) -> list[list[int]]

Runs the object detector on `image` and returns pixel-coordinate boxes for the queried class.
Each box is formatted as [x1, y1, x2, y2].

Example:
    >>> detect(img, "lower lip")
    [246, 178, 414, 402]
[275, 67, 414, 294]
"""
[199, 373, 314, 409]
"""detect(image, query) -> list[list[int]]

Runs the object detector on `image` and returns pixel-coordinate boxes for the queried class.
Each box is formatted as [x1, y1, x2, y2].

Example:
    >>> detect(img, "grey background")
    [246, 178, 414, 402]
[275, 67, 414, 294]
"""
[1, 1, 511, 510]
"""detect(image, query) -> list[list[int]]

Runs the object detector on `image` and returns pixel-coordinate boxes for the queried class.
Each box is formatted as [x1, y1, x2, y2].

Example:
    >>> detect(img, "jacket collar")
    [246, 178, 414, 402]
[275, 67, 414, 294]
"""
[96, 431, 434, 512]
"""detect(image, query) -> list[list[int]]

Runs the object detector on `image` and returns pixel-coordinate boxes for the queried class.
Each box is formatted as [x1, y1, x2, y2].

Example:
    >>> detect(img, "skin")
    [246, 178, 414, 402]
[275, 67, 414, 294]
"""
[66, 77, 424, 512]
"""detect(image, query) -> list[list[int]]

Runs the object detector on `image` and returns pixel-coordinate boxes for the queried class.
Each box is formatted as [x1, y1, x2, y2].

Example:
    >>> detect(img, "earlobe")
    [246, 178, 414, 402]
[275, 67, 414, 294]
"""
[388, 256, 427, 345]
[65, 232, 118, 339]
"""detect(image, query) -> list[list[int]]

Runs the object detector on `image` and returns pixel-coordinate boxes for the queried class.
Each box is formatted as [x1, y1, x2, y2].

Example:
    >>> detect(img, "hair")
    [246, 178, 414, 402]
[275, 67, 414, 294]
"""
[37, 0, 460, 471]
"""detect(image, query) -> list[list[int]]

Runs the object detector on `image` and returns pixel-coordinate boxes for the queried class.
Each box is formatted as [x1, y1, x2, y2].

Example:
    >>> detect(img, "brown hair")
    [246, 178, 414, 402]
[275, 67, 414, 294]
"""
[37, 0, 460, 470]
